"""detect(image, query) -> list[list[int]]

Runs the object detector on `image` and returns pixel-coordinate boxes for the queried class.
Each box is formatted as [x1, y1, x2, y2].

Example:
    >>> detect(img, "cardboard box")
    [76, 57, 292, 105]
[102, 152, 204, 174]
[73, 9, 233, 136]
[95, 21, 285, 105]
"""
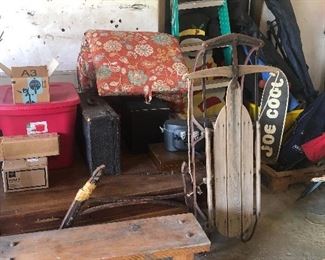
[11, 66, 50, 103]
[0, 59, 59, 104]
[0, 133, 59, 161]
[2, 157, 48, 192]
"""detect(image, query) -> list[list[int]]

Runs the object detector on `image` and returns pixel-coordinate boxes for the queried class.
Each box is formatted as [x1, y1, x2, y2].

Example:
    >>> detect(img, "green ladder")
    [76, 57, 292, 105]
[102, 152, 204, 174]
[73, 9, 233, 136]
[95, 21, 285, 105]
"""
[171, 0, 232, 65]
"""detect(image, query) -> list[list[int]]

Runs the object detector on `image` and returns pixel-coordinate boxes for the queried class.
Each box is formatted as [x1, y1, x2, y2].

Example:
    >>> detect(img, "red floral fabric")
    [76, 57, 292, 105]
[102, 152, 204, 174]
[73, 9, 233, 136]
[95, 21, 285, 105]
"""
[77, 30, 188, 108]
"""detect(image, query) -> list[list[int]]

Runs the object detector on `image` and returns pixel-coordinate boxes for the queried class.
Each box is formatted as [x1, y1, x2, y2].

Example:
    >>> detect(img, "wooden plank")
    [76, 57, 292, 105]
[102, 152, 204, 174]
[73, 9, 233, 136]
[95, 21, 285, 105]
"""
[192, 79, 229, 91]
[205, 128, 214, 228]
[0, 170, 183, 217]
[0, 205, 186, 238]
[225, 81, 242, 237]
[241, 107, 254, 233]
[262, 164, 325, 178]
[174, 255, 194, 260]
[149, 143, 189, 172]
[0, 152, 187, 236]
[255, 122, 261, 217]
[179, 0, 224, 10]
[158, 0, 166, 32]
[182, 55, 229, 90]
[185, 66, 233, 80]
[250, 0, 265, 26]
[0, 214, 210, 259]
[261, 164, 325, 192]
[213, 107, 228, 236]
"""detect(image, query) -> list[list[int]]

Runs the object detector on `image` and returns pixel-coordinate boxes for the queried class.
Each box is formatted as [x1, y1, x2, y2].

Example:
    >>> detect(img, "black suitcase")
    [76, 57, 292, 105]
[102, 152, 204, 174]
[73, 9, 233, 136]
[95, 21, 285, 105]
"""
[122, 98, 170, 153]
[78, 92, 120, 175]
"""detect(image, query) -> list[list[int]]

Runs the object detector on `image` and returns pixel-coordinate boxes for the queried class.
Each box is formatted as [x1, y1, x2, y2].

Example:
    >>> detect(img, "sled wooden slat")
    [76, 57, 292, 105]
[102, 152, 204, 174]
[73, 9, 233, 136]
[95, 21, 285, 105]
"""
[241, 107, 254, 232]
[0, 213, 210, 260]
[178, 0, 224, 10]
[205, 128, 214, 228]
[225, 82, 242, 237]
[256, 122, 261, 216]
[212, 80, 258, 238]
[214, 108, 228, 235]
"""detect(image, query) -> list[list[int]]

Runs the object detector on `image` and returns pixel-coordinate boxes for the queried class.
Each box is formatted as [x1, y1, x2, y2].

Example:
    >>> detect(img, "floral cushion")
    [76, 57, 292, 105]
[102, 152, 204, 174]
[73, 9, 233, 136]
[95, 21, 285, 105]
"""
[77, 30, 188, 108]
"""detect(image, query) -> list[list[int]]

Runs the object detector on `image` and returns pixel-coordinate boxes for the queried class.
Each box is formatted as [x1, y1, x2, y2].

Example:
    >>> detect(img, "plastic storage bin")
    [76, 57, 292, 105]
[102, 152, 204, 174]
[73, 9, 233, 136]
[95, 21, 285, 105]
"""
[0, 82, 80, 169]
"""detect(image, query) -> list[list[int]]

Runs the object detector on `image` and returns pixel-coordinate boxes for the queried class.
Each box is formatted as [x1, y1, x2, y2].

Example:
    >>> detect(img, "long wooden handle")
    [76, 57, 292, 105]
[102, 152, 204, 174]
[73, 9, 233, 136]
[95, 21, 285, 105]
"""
[59, 165, 105, 229]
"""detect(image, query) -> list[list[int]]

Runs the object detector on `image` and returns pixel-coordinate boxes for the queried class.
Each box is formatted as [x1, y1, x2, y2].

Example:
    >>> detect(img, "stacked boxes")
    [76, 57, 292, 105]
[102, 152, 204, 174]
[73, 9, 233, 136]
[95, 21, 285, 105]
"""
[0, 83, 80, 169]
[0, 133, 59, 192]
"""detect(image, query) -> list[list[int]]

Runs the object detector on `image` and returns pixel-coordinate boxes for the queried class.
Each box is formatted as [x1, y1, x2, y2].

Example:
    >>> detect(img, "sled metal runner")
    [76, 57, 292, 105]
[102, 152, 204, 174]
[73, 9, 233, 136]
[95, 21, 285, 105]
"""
[184, 33, 285, 238]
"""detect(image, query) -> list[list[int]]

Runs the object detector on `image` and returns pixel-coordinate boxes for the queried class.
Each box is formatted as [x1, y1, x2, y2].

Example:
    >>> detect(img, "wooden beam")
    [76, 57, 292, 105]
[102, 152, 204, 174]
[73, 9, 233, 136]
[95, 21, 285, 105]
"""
[0, 214, 210, 259]
[179, 0, 224, 10]
[0, 152, 187, 236]
[250, 0, 265, 26]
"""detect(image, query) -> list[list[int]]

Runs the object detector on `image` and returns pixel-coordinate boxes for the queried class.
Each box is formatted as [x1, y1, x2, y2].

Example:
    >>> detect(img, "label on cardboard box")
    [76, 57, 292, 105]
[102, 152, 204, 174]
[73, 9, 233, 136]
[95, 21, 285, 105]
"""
[2, 157, 48, 192]
[11, 66, 50, 104]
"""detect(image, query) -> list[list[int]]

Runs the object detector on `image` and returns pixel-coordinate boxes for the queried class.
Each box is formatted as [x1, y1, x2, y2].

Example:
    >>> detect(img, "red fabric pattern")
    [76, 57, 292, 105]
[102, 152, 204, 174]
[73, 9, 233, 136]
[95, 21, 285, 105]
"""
[77, 30, 188, 108]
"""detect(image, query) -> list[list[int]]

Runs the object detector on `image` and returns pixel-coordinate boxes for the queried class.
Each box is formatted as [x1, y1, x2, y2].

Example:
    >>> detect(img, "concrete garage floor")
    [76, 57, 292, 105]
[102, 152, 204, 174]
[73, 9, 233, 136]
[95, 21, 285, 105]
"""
[198, 184, 325, 260]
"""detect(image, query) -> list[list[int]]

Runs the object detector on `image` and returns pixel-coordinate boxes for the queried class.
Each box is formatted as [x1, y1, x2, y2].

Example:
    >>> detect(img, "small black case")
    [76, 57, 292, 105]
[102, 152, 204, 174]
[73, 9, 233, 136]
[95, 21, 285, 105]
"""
[78, 92, 120, 175]
[122, 98, 170, 153]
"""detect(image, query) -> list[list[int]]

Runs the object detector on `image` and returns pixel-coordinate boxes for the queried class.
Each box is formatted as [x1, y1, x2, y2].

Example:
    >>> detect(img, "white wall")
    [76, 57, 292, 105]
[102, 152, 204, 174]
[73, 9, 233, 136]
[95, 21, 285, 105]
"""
[0, 0, 163, 85]
[260, 0, 325, 91]
[292, 0, 325, 92]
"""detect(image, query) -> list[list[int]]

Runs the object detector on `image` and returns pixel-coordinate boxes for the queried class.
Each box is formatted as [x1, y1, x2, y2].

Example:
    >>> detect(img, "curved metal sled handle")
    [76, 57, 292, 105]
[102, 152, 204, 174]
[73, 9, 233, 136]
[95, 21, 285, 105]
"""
[184, 65, 283, 81]
[203, 33, 264, 50]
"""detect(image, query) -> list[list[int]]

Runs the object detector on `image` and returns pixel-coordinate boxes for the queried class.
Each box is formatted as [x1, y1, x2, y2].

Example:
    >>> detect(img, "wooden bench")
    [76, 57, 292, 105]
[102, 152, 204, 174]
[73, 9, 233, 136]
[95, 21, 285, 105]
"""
[0, 213, 210, 259]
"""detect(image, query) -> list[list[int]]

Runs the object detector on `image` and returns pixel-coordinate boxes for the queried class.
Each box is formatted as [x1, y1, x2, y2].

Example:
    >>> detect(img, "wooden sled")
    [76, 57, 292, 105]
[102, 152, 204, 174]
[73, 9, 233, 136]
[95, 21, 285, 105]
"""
[184, 33, 289, 239]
